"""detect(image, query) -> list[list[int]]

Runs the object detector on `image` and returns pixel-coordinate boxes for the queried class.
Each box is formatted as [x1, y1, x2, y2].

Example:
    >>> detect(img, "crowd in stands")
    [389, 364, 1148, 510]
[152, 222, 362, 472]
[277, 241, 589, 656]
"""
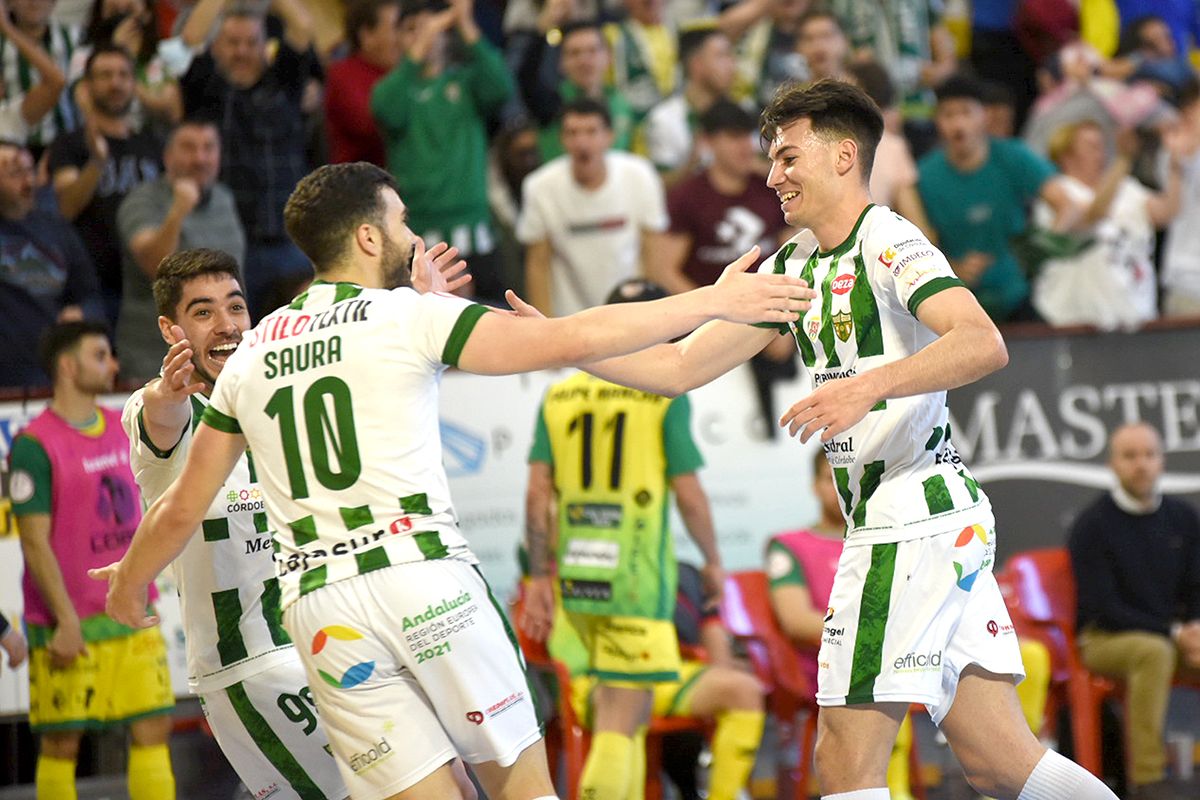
[3, 0, 1200, 390]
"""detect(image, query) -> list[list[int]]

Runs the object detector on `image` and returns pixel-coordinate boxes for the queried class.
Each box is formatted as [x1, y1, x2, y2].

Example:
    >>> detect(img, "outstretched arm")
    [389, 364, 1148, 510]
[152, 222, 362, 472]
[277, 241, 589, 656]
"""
[92, 424, 246, 628]
[459, 247, 810, 376]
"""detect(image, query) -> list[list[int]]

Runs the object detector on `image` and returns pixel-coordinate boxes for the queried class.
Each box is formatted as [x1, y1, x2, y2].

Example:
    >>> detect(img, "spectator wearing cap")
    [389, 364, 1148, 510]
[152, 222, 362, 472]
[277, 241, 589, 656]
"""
[918, 73, 1079, 322]
[650, 100, 786, 294]
[518, 97, 667, 316]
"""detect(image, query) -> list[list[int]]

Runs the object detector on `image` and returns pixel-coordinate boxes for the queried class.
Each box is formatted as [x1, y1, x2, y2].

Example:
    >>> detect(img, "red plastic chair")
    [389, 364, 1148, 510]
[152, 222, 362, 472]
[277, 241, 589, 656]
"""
[508, 590, 708, 800]
[997, 548, 1118, 776]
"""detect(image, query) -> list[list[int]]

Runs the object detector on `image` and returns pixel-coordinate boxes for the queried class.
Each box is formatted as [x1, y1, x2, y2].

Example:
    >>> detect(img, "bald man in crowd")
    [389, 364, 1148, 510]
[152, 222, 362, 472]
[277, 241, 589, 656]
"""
[1068, 423, 1200, 800]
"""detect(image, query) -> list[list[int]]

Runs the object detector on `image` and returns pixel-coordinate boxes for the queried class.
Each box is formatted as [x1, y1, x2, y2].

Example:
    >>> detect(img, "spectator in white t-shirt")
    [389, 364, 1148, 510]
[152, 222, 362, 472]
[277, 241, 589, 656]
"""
[1032, 119, 1184, 329]
[518, 97, 667, 316]
[1162, 78, 1200, 318]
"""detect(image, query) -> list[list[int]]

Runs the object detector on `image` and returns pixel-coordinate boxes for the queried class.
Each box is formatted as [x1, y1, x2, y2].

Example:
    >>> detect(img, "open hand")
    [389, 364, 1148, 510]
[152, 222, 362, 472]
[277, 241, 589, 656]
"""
[147, 325, 208, 402]
[779, 373, 882, 443]
[713, 246, 814, 325]
[412, 240, 471, 295]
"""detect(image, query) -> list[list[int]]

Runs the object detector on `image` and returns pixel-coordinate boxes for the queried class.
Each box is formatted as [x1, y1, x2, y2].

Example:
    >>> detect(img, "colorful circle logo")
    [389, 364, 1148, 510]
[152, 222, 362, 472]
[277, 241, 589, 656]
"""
[311, 625, 375, 689]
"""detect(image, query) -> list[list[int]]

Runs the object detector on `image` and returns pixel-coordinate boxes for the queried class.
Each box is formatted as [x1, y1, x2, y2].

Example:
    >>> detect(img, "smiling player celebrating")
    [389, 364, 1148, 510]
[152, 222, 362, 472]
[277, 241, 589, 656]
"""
[505, 79, 1118, 800]
[93, 161, 811, 800]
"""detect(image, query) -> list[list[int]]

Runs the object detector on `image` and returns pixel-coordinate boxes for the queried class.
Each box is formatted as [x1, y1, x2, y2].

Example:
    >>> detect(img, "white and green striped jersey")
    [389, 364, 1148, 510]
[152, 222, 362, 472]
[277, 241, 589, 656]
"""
[203, 281, 491, 611]
[123, 390, 295, 694]
[759, 204, 988, 545]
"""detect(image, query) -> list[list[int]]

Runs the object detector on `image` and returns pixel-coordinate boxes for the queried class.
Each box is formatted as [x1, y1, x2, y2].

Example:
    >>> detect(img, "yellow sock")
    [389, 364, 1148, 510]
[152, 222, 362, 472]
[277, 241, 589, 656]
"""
[627, 725, 647, 800]
[128, 743, 176, 800]
[580, 730, 634, 800]
[36, 755, 77, 800]
[886, 713, 916, 800]
[1017, 640, 1052, 735]
[707, 709, 765, 800]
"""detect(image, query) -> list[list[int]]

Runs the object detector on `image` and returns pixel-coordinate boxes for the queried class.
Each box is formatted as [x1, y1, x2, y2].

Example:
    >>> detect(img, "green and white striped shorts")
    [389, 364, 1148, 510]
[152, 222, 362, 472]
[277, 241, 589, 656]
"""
[201, 654, 347, 800]
[815, 512, 1025, 723]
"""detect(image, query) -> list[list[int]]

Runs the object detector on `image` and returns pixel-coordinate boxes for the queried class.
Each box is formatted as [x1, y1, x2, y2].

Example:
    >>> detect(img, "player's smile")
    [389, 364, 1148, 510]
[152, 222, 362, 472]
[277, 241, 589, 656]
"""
[206, 338, 241, 372]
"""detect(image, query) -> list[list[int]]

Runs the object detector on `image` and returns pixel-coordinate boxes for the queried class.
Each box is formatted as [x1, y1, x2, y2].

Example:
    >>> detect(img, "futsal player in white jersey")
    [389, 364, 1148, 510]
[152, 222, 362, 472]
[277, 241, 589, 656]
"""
[511, 80, 1119, 800]
[119, 246, 476, 799]
[93, 161, 810, 800]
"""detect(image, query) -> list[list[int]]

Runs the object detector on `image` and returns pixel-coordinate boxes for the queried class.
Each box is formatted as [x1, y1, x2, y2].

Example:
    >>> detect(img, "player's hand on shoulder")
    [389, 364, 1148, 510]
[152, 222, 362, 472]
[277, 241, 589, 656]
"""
[713, 246, 815, 325]
[780, 373, 883, 444]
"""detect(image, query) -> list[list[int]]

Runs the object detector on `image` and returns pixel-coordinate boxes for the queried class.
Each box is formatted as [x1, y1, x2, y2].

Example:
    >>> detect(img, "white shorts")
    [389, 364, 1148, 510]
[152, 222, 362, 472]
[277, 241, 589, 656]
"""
[283, 560, 542, 800]
[201, 655, 348, 800]
[816, 515, 1024, 724]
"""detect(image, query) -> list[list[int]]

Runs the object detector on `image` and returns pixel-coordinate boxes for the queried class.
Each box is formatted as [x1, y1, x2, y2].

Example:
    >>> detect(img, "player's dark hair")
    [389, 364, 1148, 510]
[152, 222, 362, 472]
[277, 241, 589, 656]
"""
[934, 72, 986, 105]
[284, 162, 399, 272]
[760, 79, 883, 184]
[153, 248, 245, 318]
[560, 97, 612, 129]
[700, 99, 756, 134]
[39, 320, 111, 383]
[345, 0, 401, 52]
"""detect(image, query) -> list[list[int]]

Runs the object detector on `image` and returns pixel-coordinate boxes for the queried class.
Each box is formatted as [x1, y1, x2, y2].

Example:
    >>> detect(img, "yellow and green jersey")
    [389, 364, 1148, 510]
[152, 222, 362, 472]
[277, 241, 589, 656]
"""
[529, 373, 702, 618]
[759, 205, 988, 545]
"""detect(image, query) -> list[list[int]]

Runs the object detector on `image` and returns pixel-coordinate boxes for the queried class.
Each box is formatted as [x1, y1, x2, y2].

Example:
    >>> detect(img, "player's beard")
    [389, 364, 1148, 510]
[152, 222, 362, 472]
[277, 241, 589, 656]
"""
[381, 231, 414, 289]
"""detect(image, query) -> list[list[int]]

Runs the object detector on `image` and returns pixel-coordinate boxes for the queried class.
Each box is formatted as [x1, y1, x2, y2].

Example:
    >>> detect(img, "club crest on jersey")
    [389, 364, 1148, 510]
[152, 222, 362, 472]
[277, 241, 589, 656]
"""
[878, 247, 897, 268]
[830, 274, 855, 295]
[807, 317, 820, 338]
[832, 310, 853, 342]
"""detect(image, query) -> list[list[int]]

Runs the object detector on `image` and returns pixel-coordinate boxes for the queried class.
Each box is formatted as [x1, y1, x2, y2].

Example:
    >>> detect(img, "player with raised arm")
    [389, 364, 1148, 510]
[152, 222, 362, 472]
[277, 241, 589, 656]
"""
[92, 161, 811, 800]
[511, 79, 1118, 800]
[117, 244, 473, 800]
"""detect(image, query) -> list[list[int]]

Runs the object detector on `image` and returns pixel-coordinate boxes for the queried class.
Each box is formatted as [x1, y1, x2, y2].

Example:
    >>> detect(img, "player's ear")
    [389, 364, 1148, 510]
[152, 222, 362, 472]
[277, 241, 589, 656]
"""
[158, 316, 175, 345]
[356, 222, 382, 259]
[835, 137, 858, 178]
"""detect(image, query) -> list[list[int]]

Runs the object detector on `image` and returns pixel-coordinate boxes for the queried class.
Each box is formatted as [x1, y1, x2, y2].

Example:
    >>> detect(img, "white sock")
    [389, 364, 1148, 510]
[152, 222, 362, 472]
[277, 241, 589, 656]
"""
[821, 791, 890, 799]
[1017, 750, 1118, 800]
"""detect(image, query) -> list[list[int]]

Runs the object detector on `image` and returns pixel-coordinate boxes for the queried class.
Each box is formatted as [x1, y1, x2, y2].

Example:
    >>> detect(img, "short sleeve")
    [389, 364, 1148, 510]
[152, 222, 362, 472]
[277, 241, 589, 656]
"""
[873, 230, 964, 317]
[8, 434, 52, 515]
[662, 394, 703, 477]
[633, 158, 669, 233]
[117, 183, 165, 242]
[203, 361, 243, 434]
[121, 388, 191, 503]
[765, 538, 808, 589]
[406, 291, 491, 368]
[1003, 139, 1057, 201]
[515, 174, 549, 245]
[528, 401, 552, 464]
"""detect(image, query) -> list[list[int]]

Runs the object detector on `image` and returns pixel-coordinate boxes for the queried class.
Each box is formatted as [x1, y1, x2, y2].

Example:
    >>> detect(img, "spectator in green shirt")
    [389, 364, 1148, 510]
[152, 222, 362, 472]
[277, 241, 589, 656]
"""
[371, 0, 513, 303]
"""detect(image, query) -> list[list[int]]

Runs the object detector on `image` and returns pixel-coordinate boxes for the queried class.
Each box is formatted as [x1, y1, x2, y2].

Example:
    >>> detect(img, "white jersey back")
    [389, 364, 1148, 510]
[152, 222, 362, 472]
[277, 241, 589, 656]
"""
[123, 391, 295, 693]
[760, 205, 990, 545]
[204, 281, 489, 610]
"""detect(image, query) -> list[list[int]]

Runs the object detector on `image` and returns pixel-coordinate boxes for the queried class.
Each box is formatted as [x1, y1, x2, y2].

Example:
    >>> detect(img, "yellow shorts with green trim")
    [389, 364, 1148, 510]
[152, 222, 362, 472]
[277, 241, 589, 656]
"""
[565, 612, 681, 684]
[569, 660, 708, 726]
[28, 626, 174, 732]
